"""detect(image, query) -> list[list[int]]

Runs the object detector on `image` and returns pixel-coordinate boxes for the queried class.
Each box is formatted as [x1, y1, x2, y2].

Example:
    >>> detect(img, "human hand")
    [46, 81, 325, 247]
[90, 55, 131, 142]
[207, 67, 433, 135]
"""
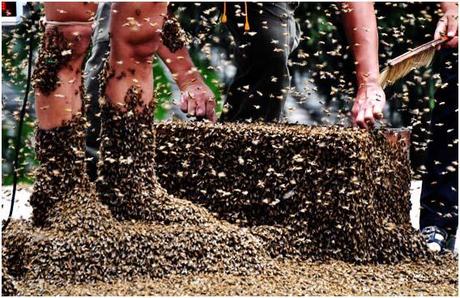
[435, 4, 458, 49]
[352, 82, 386, 129]
[179, 81, 217, 123]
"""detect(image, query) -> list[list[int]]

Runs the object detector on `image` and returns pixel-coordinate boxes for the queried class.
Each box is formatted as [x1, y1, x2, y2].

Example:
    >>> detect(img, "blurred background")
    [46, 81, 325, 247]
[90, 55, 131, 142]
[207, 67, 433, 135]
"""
[2, 2, 452, 185]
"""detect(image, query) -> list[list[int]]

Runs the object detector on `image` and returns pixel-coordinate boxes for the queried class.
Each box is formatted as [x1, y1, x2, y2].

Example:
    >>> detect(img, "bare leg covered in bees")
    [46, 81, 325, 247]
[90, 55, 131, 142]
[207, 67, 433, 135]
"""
[3, 3, 270, 288]
[97, 2, 214, 222]
[34, 3, 97, 129]
[30, 2, 98, 225]
[31, 2, 216, 224]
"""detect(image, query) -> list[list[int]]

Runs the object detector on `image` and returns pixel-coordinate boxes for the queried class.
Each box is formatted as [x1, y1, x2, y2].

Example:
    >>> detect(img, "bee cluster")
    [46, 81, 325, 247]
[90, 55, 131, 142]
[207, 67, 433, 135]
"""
[1, 268, 16, 296]
[28, 116, 88, 225]
[155, 121, 428, 263]
[32, 26, 72, 95]
[12, 256, 458, 296]
[2, 90, 276, 295]
[1, 116, 454, 296]
[161, 14, 189, 53]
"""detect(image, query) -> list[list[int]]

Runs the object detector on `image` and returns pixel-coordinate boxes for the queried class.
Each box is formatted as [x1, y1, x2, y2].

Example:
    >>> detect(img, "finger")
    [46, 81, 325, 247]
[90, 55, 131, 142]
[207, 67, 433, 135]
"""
[352, 112, 358, 127]
[179, 93, 188, 112]
[356, 107, 367, 129]
[352, 117, 358, 127]
[446, 36, 458, 48]
[352, 110, 359, 127]
[373, 103, 384, 120]
[195, 93, 207, 117]
[364, 106, 375, 128]
[373, 94, 385, 120]
[352, 100, 360, 115]
[446, 15, 458, 38]
[210, 111, 218, 124]
[435, 17, 447, 40]
[206, 98, 217, 123]
[435, 18, 447, 49]
[187, 94, 196, 116]
[352, 105, 359, 118]
[351, 101, 361, 127]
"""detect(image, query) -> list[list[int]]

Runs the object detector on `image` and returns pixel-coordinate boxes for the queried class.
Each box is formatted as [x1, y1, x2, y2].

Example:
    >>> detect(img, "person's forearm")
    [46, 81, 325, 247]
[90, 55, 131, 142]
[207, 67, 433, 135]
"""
[341, 2, 380, 85]
[156, 45, 203, 90]
[441, 2, 457, 13]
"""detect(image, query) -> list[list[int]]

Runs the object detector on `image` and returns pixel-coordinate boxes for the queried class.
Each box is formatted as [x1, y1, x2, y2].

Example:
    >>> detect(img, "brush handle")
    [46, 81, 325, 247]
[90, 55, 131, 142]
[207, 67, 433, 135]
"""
[388, 38, 448, 66]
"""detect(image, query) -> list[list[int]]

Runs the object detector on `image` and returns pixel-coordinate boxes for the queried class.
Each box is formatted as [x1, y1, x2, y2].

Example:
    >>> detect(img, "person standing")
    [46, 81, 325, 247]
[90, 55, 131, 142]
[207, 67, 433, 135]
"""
[30, 2, 216, 223]
[84, 3, 216, 179]
[219, 2, 301, 122]
[419, 2, 458, 252]
[343, 1, 458, 252]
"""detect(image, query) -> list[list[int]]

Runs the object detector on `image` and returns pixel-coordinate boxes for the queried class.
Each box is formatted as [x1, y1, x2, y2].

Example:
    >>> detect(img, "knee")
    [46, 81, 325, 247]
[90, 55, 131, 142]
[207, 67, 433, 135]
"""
[42, 24, 93, 61]
[112, 30, 160, 61]
[65, 25, 93, 60]
[42, 2, 96, 59]
[33, 24, 92, 95]
[110, 2, 167, 61]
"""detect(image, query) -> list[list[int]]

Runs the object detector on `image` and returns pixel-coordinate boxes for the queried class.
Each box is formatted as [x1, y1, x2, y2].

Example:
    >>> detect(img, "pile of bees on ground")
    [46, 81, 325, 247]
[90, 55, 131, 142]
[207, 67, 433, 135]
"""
[3, 121, 453, 296]
[1, 3, 457, 294]
[156, 122, 428, 263]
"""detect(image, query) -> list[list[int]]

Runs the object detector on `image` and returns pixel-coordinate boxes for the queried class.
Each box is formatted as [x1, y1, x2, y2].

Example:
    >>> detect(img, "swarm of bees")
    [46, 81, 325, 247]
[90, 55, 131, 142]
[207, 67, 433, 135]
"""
[28, 115, 88, 225]
[2, 87, 277, 293]
[2, 118, 456, 295]
[1, 1, 458, 296]
[1, 268, 16, 296]
[155, 121, 432, 263]
[161, 14, 189, 53]
[32, 26, 72, 95]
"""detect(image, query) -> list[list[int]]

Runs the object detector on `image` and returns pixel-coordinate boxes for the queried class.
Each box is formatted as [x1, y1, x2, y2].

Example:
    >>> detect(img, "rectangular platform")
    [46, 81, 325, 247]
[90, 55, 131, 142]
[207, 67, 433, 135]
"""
[156, 122, 412, 227]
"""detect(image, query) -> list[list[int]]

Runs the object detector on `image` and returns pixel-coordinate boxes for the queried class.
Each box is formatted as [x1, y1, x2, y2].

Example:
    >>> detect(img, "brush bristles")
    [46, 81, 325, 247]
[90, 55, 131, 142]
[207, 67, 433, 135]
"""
[379, 48, 436, 89]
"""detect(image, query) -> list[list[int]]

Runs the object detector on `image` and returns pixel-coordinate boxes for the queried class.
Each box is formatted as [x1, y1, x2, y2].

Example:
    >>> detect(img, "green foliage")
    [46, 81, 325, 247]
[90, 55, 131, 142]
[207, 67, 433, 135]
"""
[2, 3, 42, 90]
[2, 115, 37, 185]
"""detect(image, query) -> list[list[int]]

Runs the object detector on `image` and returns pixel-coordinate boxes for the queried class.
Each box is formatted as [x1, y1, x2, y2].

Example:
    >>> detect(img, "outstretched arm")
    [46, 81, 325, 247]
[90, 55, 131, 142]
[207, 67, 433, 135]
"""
[342, 2, 385, 129]
[156, 44, 217, 123]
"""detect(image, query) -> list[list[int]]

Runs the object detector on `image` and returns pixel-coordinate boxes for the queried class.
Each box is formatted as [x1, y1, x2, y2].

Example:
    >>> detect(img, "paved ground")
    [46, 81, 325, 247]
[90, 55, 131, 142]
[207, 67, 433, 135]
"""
[1, 185, 33, 221]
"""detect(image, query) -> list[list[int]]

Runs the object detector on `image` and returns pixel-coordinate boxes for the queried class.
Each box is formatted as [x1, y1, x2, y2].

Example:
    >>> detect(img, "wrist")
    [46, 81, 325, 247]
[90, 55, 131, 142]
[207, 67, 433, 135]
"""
[177, 70, 203, 90]
[356, 72, 380, 87]
[441, 3, 458, 15]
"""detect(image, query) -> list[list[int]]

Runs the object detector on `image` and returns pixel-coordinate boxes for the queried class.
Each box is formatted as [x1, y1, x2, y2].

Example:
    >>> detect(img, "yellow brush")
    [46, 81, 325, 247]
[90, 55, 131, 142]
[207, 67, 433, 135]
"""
[379, 37, 448, 89]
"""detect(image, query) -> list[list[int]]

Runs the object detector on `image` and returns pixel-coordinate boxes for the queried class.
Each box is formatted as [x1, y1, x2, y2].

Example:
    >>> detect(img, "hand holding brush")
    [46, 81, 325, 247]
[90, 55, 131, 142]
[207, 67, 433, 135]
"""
[379, 2, 458, 88]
